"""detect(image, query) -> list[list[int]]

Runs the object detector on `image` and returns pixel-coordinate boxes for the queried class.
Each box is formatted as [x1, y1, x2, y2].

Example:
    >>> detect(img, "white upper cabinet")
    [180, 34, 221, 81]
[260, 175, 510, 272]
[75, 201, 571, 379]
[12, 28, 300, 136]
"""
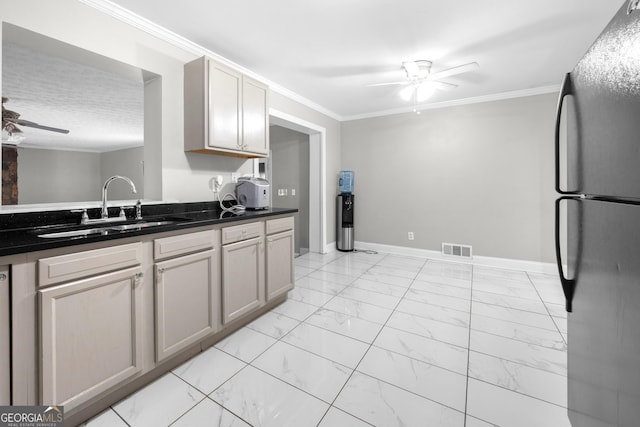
[241, 76, 269, 155]
[208, 62, 242, 151]
[184, 57, 269, 158]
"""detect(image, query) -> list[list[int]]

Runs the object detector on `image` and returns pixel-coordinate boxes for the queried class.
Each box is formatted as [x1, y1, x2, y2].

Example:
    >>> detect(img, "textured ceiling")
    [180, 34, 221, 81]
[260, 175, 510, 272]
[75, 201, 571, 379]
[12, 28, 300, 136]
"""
[106, 0, 623, 119]
[2, 25, 146, 152]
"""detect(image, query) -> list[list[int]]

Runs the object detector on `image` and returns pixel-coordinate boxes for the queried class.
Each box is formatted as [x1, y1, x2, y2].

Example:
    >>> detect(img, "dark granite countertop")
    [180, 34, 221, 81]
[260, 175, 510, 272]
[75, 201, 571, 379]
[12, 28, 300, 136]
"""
[0, 201, 297, 257]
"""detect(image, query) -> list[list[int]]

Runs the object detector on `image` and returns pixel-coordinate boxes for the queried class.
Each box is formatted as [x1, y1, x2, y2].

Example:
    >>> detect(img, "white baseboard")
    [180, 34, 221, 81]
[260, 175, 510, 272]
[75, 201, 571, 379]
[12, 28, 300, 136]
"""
[323, 242, 337, 254]
[353, 241, 557, 274]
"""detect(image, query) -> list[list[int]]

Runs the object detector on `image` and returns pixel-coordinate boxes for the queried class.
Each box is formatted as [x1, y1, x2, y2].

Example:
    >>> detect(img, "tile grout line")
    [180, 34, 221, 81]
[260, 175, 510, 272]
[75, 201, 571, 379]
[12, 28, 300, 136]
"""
[221, 254, 380, 425]
[318, 256, 482, 420]
[337, 258, 481, 416]
[311, 252, 391, 427]
[525, 271, 568, 346]
[463, 262, 474, 427]
[307, 255, 568, 420]
[314, 252, 432, 425]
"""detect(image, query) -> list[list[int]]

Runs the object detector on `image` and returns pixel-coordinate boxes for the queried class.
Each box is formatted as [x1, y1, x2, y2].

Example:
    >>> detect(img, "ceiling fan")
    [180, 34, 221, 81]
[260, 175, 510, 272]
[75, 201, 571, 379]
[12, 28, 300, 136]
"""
[369, 60, 479, 103]
[2, 97, 70, 140]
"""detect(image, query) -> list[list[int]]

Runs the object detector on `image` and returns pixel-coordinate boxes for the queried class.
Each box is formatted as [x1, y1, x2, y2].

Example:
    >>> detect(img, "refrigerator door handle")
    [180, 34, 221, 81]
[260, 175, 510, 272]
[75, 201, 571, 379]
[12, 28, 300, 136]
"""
[555, 73, 575, 195]
[555, 196, 576, 312]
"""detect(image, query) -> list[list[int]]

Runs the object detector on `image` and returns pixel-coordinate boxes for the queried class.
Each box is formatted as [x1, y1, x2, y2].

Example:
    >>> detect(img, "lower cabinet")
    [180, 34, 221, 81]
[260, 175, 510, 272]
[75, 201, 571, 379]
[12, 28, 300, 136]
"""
[266, 229, 295, 301]
[39, 266, 144, 411]
[155, 249, 219, 362]
[221, 226, 265, 324]
[28, 215, 293, 421]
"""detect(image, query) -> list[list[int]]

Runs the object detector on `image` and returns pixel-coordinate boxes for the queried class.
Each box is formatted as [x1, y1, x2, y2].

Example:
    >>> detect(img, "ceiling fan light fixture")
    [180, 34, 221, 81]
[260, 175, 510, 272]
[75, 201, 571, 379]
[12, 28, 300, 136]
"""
[402, 60, 432, 80]
[416, 83, 436, 102]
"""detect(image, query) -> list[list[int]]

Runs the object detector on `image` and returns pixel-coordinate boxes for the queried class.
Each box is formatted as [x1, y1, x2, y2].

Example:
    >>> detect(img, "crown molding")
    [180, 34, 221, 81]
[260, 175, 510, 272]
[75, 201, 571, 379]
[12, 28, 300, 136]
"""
[342, 84, 562, 121]
[78, 0, 560, 124]
[78, 0, 342, 122]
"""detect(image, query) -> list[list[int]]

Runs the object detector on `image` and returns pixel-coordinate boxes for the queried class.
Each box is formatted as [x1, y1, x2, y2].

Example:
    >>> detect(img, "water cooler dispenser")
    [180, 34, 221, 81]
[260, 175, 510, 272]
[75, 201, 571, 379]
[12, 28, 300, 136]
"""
[337, 171, 355, 252]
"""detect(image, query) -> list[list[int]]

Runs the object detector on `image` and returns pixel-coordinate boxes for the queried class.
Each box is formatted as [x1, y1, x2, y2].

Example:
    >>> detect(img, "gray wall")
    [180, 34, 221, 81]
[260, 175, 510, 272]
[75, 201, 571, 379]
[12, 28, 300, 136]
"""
[17, 148, 101, 203]
[270, 125, 310, 254]
[341, 93, 557, 263]
[16, 146, 145, 204]
[101, 146, 144, 200]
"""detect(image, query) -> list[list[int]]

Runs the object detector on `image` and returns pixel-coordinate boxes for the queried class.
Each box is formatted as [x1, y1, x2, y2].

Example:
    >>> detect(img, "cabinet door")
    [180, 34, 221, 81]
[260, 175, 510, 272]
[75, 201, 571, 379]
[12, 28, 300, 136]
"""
[266, 230, 294, 301]
[242, 76, 269, 155]
[39, 267, 143, 411]
[155, 249, 219, 362]
[222, 237, 265, 324]
[208, 61, 242, 151]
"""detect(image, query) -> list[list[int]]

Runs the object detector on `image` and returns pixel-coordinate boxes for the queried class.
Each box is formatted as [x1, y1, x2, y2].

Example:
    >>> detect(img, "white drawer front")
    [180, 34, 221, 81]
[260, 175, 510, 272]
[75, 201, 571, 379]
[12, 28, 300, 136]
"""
[266, 216, 294, 235]
[222, 221, 263, 245]
[38, 242, 142, 287]
[154, 229, 216, 261]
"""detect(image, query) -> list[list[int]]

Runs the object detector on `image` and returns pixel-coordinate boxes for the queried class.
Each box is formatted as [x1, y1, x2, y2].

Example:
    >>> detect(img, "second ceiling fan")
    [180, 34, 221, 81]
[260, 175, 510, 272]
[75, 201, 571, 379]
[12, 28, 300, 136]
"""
[370, 60, 479, 103]
[2, 97, 70, 138]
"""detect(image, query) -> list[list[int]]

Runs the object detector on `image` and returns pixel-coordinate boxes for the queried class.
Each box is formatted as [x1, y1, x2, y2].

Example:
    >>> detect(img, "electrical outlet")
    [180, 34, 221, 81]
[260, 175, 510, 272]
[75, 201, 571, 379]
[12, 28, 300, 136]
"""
[231, 173, 238, 183]
[408, 232, 415, 241]
[291, 188, 296, 196]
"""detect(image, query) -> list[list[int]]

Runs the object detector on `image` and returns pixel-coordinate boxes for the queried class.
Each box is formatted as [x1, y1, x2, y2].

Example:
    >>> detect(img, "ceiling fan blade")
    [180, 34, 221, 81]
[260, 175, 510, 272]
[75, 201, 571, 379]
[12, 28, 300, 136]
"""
[432, 81, 458, 91]
[429, 62, 479, 80]
[366, 81, 408, 87]
[15, 119, 69, 134]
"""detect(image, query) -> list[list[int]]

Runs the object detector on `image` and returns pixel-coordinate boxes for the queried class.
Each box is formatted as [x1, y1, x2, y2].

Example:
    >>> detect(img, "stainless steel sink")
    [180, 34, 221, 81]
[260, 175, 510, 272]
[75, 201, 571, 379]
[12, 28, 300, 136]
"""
[38, 227, 113, 239]
[37, 220, 182, 239]
[108, 221, 177, 231]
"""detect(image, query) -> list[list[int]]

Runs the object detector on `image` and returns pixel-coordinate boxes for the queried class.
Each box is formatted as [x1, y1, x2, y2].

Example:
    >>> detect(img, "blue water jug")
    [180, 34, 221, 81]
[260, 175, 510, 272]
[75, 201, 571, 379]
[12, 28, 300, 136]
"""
[339, 171, 354, 194]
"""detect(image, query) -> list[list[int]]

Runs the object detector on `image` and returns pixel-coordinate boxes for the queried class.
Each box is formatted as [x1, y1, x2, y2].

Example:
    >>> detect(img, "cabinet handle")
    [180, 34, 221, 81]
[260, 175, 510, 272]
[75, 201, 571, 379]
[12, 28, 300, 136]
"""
[134, 272, 144, 287]
[157, 268, 165, 274]
[0, 273, 6, 282]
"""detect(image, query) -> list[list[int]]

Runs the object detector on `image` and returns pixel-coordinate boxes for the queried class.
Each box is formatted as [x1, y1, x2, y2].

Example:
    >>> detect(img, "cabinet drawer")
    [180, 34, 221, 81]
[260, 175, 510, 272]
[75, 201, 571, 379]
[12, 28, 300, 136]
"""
[39, 242, 142, 288]
[266, 216, 294, 235]
[154, 229, 216, 261]
[222, 221, 263, 245]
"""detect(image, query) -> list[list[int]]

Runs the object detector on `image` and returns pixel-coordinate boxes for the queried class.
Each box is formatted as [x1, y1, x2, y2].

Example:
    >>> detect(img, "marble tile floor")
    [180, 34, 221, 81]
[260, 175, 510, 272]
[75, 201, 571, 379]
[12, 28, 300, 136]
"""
[83, 251, 570, 427]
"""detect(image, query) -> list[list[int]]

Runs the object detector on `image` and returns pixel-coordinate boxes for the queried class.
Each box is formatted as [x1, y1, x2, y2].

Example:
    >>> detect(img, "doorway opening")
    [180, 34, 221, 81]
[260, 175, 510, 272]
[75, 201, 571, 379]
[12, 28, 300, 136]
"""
[263, 109, 326, 254]
[268, 127, 309, 256]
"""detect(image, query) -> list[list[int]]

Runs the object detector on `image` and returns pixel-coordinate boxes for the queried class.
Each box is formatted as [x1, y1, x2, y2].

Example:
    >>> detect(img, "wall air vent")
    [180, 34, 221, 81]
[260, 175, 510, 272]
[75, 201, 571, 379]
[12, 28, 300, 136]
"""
[442, 242, 473, 259]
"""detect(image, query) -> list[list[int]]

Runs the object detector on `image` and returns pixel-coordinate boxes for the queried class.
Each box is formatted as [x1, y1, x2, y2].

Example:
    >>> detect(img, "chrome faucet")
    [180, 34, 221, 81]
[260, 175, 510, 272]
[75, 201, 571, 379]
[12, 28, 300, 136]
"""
[102, 175, 137, 219]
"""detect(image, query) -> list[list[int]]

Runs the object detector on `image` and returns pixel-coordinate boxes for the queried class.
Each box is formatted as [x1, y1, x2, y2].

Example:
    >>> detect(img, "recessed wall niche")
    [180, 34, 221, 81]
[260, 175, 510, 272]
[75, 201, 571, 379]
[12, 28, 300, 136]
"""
[1, 23, 160, 206]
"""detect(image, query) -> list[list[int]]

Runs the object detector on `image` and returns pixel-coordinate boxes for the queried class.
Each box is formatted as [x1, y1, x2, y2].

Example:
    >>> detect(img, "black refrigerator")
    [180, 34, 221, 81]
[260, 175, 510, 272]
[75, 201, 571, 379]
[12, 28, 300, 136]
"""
[555, 1, 640, 426]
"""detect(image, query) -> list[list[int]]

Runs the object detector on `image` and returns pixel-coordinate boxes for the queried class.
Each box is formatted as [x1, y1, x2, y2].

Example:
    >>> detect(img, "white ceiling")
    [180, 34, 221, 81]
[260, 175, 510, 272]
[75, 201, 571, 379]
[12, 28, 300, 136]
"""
[106, 0, 622, 119]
